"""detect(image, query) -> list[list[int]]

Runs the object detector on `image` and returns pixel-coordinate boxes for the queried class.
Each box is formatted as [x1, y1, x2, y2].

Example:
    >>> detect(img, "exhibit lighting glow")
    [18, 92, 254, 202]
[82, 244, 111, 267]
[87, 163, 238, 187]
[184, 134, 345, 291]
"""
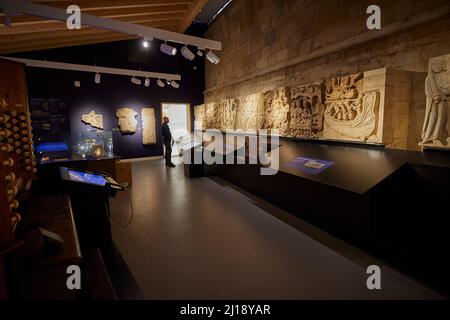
[131, 76, 142, 85]
[157, 79, 165, 87]
[181, 46, 195, 61]
[206, 50, 220, 64]
[160, 42, 177, 56]
[197, 49, 204, 57]
[94, 73, 101, 84]
[144, 77, 150, 87]
[171, 81, 180, 89]
[166, 79, 171, 85]
[142, 40, 149, 48]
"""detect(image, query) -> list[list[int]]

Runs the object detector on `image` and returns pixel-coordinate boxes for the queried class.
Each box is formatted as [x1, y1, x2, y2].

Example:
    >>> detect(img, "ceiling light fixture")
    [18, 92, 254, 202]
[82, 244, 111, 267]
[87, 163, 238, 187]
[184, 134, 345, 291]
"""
[197, 49, 204, 57]
[144, 77, 150, 87]
[131, 76, 141, 85]
[181, 46, 195, 61]
[171, 81, 180, 89]
[94, 72, 101, 84]
[206, 50, 220, 64]
[157, 79, 165, 88]
[160, 42, 177, 56]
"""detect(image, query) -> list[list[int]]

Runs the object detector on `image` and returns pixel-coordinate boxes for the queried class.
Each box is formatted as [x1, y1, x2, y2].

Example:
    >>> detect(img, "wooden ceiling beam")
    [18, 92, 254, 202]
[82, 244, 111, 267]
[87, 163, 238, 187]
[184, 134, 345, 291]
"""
[28, 0, 194, 11]
[2, 4, 189, 25]
[0, 24, 179, 54]
[0, 20, 180, 43]
[0, 12, 183, 35]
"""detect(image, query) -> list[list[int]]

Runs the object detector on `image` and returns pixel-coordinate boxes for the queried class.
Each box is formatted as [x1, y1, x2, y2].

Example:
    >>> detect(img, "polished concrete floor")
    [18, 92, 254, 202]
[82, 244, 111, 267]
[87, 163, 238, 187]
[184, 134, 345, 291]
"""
[110, 159, 443, 299]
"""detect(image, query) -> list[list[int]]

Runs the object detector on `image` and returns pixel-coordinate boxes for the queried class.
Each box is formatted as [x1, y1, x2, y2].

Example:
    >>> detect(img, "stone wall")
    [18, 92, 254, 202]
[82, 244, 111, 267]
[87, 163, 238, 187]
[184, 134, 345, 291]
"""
[204, 0, 450, 150]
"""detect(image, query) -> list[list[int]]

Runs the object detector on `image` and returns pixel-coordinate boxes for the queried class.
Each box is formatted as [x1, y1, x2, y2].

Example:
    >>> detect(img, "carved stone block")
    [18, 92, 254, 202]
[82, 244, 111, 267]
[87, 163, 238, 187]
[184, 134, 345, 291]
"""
[142, 108, 156, 145]
[289, 83, 325, 138]
[194, 104, 206, 131]
[205, 103, 219, 129]
[81, 111, 103, 130]
[323, 74, 380, 142]
[116, 108, 138, 134]
[236, 93, 264, 131]
[262, 87, 291, 135]
[217, 99, 238, 131]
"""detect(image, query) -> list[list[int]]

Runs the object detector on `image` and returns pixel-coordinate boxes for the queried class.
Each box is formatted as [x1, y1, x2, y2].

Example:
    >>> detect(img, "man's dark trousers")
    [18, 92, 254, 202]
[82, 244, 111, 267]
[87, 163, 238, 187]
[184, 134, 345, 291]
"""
[164, 140, 172, 165]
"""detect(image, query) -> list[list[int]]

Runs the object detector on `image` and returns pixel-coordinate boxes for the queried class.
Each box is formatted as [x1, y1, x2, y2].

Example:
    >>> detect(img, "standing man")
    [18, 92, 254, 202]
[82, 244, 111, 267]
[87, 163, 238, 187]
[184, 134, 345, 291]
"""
[162, 116, 175, 167]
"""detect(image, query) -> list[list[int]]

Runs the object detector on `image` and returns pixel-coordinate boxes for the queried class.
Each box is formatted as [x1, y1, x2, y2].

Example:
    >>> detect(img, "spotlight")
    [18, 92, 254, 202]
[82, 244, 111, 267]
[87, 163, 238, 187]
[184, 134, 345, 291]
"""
[166, 80, 171, 86]
[171, 81, 180, 89]
[181, 46, 195, 61]
[206, 50, 220, 64]
[131, 77, 142, 85]
[197, 49, 204, 57]
[94, 73, 101, 84]
[142, 37, 153, 48]
[157, 79, 165, 88]
[160, 42, 177, 56]
[144, 77, 150, 87]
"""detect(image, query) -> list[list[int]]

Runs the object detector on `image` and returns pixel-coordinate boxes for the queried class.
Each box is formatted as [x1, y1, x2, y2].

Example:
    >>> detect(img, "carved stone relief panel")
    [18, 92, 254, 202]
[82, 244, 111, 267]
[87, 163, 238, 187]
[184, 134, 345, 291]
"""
[217, 99, 238, 131]
[142, 108, 156, 145]
[116, 108, 138, 134]
[289, 83, 325, 138]
[81, 110, 103, 130]
[236, 93, 264, 131]
[194, 104, 206, 130]
[205, 102, 219, 129]
[262, 87, 291, 135]
[324, 74, 380, 142]
[420, 54, 450, 148]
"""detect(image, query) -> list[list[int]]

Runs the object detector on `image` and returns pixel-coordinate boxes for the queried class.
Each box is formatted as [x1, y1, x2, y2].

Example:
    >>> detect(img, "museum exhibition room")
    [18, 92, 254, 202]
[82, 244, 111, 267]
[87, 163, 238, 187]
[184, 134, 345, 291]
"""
[1, 0, 450, 305]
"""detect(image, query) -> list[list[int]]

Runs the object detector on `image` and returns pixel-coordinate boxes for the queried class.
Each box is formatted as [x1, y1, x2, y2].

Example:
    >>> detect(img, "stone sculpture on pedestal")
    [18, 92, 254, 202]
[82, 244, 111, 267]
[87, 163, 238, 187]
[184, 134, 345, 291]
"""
[420, 55, 450, 147]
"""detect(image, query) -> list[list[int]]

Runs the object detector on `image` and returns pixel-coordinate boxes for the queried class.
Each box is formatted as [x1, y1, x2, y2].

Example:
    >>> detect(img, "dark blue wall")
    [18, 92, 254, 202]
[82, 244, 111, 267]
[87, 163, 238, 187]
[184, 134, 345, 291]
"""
[13, 32, 206, 159]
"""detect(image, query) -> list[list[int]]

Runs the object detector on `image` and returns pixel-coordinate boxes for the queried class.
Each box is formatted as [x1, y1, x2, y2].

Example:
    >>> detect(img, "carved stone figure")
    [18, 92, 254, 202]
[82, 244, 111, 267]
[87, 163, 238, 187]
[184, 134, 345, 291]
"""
[420, 55, 450, 147]
[236, 93, 264, 131]
[217, 99, 238, 131]
[81, 111, 103, 130]
[324, 74, 380, 142]
[142, 108, 156, 144]
[262, 87, 291, 135]
[116, 108, 138, 133]
[194, 104, 206, 130]
[205, 103, 219, 129]
[289, 83, 325, 137]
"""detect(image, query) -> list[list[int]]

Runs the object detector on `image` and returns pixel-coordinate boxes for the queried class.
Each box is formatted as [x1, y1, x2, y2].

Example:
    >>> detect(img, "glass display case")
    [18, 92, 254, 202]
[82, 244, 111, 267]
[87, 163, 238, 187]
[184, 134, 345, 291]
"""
[71, 130, 114, 159]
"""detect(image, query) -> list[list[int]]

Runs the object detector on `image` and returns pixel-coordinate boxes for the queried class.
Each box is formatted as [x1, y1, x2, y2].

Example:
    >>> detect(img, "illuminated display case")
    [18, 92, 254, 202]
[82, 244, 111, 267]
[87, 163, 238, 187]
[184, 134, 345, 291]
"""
[72, 130, 114, 159]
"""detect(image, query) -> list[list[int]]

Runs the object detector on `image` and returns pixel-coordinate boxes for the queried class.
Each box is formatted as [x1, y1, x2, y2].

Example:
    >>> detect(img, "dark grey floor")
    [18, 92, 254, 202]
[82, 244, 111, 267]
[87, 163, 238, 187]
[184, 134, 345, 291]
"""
[110, 159, 443, 299]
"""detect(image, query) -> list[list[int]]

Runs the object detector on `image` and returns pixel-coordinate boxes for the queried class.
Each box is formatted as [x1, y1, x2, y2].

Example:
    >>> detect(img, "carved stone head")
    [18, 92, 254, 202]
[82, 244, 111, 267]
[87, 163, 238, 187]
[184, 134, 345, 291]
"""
[431, 59, 446, 73]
